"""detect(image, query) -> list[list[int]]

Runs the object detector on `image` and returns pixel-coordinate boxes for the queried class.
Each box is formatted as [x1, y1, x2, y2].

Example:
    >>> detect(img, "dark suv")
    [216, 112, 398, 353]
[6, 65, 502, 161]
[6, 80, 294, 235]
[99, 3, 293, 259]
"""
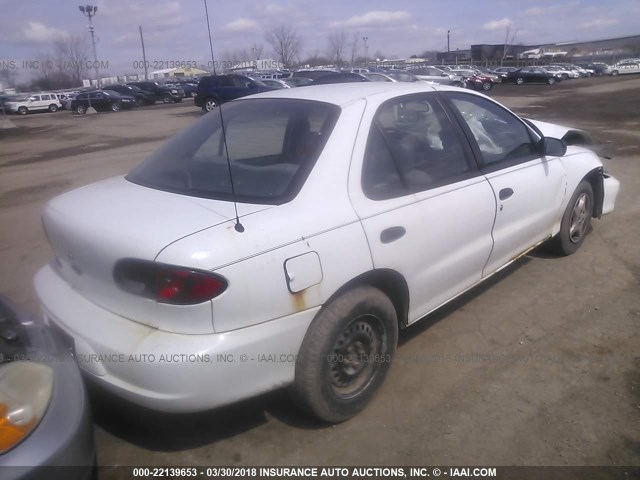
[126, 81, 183, 103]
[194, 74, 275, 112]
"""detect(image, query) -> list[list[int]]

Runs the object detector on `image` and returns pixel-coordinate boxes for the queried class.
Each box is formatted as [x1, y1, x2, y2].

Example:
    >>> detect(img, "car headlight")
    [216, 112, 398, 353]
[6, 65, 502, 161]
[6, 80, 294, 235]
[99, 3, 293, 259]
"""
[0, 361, 54, 454]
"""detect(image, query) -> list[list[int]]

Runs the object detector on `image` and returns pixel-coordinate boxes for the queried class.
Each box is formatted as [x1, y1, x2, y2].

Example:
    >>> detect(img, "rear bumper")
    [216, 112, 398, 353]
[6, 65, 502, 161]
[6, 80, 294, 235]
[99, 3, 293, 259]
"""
[602, 172, 620, 215]
[0, 297, 95, 480]
[34, 265, 317, 413]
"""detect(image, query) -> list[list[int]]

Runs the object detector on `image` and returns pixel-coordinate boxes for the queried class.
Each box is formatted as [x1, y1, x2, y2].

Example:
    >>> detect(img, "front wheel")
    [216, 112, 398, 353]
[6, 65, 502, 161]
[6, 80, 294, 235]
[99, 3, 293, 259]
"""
[48, 104, 58, 112]
[546, 181, 594, 256]
[292, 286, 398, 423]
[548, 77, 556, 85]
[111, 102, 121, 112]
[18, 106, 28, 115]
[611, 70, 619, 76]
[75, 104, 86, 115]
[515, 77, 524, 85]
[162, 95, 173, 104]
[481, 81, 492, 91]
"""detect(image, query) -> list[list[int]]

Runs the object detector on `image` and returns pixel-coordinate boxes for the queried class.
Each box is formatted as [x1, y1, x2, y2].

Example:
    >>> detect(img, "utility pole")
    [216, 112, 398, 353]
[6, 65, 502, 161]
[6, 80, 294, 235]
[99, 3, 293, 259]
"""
[139, 26, 148, 80]
[79, 5, 100, 87]
[362, 36, 369, 69]
[447, 30, 450, 53]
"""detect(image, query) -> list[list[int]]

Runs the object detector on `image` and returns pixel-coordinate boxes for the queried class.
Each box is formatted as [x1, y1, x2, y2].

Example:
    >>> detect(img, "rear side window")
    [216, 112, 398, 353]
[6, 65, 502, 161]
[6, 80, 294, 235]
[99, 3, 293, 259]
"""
[127, 99, 340, 204]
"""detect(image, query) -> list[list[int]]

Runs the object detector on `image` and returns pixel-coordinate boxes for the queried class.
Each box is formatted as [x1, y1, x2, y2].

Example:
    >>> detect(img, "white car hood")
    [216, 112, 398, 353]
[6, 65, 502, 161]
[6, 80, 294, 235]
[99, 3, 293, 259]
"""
[526, 119, 576, 138]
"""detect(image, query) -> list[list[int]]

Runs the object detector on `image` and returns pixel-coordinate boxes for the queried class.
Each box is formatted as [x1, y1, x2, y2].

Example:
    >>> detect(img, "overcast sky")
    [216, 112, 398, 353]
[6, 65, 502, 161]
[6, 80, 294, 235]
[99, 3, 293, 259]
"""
[2, 0, 639, 76]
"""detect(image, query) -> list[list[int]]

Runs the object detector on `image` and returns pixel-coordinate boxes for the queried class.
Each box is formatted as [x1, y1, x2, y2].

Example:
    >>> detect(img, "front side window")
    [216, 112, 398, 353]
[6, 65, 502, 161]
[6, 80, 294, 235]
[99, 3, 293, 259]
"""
[362, 94, 474, 200]
[446, 92, 539, 170]
[127, 99, 339, 204]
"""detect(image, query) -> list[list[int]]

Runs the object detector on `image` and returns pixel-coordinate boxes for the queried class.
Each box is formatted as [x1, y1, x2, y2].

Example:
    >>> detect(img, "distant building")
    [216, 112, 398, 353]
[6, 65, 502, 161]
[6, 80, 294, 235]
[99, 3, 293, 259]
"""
[150, 66, 209, 78]
[469, 35, 640, 65]
[437, 49, 472, 64]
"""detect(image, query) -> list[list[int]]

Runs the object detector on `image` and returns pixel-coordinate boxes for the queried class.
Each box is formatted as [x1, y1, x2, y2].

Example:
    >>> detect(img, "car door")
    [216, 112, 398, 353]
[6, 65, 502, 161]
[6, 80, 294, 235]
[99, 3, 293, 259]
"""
[443, 91, 567, 276]
[348, 93, 496, 323]
[39, 94, 52, 110]
[29, 95, 41, 110]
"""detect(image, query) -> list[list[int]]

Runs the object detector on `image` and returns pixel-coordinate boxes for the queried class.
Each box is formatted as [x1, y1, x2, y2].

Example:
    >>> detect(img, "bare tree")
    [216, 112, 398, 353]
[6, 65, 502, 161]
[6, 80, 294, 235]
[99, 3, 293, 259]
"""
[501, 23, 519, 66]
[251, 43, 264, 60]
[0, 68, 18, 89]
[327, 30, 346, 67]
[265, 25, 303, 69]
[349, 32, 360, 67]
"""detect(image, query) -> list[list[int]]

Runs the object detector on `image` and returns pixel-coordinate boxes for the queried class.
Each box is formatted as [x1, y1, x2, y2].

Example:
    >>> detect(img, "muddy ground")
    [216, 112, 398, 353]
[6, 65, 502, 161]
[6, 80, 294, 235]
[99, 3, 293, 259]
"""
[0, 76, 638, 475]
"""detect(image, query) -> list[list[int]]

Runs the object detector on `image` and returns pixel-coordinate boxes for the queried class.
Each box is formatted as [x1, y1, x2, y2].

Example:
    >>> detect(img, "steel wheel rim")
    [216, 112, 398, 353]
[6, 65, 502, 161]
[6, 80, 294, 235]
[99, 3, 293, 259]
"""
[328, 314, 384, 399]
[569, 193, 590, 243]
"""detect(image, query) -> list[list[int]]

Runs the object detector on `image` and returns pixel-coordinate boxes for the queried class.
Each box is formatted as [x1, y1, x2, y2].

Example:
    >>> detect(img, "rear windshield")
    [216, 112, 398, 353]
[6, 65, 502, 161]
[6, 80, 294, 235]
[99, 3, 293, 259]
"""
[127, 98, 340, 204]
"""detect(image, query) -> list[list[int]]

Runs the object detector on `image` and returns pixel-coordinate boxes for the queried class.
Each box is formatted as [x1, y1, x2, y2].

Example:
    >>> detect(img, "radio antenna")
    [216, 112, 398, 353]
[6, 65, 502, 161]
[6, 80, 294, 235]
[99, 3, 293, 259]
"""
[204, 0, 244, 233]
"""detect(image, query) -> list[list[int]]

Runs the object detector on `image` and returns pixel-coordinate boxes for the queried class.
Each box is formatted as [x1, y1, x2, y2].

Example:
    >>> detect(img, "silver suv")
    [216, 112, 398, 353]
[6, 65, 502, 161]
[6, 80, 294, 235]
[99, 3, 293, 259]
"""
[407, 67, 464, 87]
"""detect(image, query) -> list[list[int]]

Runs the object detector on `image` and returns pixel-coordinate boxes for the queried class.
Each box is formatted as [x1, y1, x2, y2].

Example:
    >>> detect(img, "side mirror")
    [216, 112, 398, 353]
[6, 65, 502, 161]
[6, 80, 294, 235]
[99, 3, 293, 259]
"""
[542, 137, 567, 157]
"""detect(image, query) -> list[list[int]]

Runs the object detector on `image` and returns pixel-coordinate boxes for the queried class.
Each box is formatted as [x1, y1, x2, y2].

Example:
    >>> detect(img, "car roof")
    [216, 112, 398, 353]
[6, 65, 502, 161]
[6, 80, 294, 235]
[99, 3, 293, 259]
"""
[238, 82, 460, 107]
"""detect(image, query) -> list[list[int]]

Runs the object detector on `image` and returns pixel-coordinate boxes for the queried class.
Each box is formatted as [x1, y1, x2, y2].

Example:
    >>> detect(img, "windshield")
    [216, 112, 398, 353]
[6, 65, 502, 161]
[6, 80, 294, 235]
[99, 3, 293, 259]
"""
[127, 98, 340, 204]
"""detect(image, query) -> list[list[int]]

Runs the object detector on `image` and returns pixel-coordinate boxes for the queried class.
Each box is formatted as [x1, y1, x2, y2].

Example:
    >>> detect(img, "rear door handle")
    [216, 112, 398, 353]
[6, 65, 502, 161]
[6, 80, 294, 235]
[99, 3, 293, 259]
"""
[380, 226, 406, 244]
[499, 188, 514, 200]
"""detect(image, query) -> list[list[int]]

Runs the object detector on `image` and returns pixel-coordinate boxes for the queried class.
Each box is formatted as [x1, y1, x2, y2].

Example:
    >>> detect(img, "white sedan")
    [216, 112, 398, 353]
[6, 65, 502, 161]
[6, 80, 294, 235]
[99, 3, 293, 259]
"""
[35, 83, 619, 422]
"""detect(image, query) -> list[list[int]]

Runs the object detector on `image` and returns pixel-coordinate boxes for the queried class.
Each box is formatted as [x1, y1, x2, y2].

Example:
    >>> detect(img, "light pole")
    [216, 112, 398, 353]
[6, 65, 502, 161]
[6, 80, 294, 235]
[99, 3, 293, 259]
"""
[447, 30, 450, 53]
[79, 5, 100, 88]
[362, 36, 369, 69]
[139, 25, 148, 80]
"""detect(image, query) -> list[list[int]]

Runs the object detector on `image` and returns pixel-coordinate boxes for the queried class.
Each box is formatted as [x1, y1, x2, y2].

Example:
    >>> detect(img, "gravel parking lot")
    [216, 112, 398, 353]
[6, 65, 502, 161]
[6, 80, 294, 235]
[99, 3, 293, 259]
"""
[1, 77, 638, 474]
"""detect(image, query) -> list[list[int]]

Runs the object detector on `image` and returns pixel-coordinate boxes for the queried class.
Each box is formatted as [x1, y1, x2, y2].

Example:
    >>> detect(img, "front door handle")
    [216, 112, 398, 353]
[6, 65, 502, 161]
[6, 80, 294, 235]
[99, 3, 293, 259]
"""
[499, 188, 514, 200]
[380, 226, 406, 244]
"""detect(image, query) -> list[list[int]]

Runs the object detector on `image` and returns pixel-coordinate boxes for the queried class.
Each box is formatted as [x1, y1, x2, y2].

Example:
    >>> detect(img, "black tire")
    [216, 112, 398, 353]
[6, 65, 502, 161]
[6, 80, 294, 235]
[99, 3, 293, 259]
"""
[611, 70, 619, 76]
[203, 97, 218, 112]
[292, 286, 398, 423]
[548, 77, 556, 85]
[162, 94, 173, 104]
[174, 98, 183, 103]
[562, 73, 569, 80]
[18, 106, 28, 115]
[48, 104, 58, 112]
[547, 181, 594, 256]
[135, 97, 143, 107]
[481, 82, 492, 91]
[515, 77, 524, 85]
[76, 104, 86, 115]
[111, 102, 121, 112]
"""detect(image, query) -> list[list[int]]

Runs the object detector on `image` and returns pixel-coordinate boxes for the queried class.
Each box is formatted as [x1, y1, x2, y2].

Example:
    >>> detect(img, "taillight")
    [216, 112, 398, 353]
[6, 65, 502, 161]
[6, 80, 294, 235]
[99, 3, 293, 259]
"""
[113, 259, 227, 305]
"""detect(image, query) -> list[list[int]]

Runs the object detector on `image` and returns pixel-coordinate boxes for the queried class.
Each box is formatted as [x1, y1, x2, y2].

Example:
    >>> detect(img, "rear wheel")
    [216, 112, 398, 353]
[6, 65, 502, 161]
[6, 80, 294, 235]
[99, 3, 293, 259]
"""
[515, 77, 524, 85]
[481, 81, 492, 91]
[111, 102, 121, 112]
[18, 106, 28, 115]
[547, 181, 594, 256]
[135, 97, 143, 107]
[48, 104, 58, 112]
[292, 286, 398, 423]
[76, 104, 86, 115]
[162, 94, 173, 104]
[203, 97, 218, 112]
